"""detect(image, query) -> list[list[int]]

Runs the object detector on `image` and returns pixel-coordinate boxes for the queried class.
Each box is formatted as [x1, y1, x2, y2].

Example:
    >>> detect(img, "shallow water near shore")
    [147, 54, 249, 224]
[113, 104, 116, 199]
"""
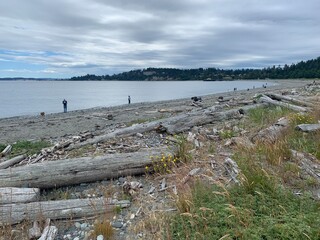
[0, 80, 272, 118]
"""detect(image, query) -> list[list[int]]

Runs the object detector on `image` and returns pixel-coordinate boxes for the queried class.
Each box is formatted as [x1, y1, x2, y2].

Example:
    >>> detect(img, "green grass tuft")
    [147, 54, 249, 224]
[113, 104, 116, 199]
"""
[10, 140, 51, 156]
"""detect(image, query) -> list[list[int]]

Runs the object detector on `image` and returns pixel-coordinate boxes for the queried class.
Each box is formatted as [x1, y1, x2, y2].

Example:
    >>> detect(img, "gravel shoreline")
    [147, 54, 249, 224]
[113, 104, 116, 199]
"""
[0, 79, 312, 144]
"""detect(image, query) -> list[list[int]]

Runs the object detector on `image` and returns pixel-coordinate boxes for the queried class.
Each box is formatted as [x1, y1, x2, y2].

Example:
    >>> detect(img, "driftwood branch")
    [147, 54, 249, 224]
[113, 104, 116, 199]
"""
[0, 187, 40, 204]
[0, 154, 26, 169]
[0, 147, 169, 188]
[0, 197, 130, 225]
[67, 120, 163, 150]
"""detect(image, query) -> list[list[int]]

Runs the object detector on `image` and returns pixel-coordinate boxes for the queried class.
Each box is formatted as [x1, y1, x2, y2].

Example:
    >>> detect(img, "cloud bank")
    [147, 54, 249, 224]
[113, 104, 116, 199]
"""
[0, 0, 319, 78]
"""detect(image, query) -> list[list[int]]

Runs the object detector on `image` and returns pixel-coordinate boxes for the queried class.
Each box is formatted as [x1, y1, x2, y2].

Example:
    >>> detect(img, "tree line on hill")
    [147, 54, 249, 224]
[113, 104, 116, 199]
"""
[70, 57, 320, 81]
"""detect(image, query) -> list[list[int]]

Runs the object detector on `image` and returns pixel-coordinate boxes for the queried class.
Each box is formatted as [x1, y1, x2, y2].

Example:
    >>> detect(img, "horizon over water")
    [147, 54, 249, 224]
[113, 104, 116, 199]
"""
[0, 80, 273, 118]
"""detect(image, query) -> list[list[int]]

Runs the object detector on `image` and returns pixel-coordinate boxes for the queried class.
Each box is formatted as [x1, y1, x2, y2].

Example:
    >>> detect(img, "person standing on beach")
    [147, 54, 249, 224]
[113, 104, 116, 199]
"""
[62, 99, 68, 113]
[128, 95, 131, 104]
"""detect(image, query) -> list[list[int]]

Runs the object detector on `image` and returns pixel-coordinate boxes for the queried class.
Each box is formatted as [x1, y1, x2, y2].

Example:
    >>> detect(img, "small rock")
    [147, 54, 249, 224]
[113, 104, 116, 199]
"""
[74, 222, 81, 229]
[118, 177, 126, 184]
[97, 235, 104, 240]
[148, 186, 155, 194]
[80, 223, 88, 230]
[73, 237, 80, 240]
[112, 221, 123, 228]
[130, 213, 135, 219]
[136, 133, 143, 138]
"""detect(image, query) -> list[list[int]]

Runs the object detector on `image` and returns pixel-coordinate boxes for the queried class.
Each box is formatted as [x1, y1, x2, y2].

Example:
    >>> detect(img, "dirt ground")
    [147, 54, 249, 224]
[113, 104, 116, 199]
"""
[0, 80, 311, 144]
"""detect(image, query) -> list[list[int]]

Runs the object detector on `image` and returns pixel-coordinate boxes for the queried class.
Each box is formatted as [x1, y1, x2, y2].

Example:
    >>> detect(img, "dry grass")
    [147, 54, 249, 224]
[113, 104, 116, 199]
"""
[90, 217, 114, 240]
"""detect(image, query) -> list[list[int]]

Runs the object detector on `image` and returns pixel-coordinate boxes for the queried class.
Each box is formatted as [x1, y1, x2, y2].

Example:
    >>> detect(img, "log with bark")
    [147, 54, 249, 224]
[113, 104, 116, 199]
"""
[0, 187, 39, 204]
[259, 95, 310, 112]
[0, 197, 130, 225]
[0, 154, 26, 169]
[0, 147, 169, 188]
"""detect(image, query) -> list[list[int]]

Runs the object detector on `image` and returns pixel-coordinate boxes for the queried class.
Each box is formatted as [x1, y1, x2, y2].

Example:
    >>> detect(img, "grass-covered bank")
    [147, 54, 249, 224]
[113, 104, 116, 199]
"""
[167, 182, 320, 239]
[163, 105, 320, 240]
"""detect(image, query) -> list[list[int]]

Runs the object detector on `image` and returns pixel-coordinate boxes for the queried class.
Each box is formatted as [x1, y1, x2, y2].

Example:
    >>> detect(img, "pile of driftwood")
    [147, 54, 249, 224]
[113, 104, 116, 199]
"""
[0, 147, 172, 228]
[1, 87, 319, 231]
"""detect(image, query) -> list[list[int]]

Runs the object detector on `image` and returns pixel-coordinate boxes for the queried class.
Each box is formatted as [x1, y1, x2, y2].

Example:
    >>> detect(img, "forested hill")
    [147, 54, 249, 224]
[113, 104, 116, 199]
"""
[71, 57, 320, 81]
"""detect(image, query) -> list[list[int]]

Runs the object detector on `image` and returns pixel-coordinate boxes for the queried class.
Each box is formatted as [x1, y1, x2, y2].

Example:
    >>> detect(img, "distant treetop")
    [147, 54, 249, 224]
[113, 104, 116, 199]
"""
[70, 57, 320, 81]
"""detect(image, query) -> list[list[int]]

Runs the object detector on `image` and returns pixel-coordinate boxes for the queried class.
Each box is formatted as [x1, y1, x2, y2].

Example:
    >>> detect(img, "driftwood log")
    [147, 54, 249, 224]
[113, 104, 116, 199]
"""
[291, 150, 320, 184]
[259, 95, 309, 112]
[68, 104, 263, 150]
[296, 124, 320, 132]
[0, 145, 12, 157]
[0, 197, 130, 225]
[0, 154, 26, 169]
[252, 117, 290, 143]
[159, 104, 262, 134]
[0, 187, 39, 204]
[0, 147, 168, 188]
[266, 93, 315, 108]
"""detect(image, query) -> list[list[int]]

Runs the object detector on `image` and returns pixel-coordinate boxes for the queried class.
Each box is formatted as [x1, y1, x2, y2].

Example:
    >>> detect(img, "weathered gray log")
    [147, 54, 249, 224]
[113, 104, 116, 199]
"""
[296, 124, 320, 132]
[0, 197, 130, 225]
[160, 104, 263, 134]
[0, 145, 12, 157]
[68, 104, 262, 150]
[291, 150, 320, 183]
[266, 93, 315, 108]
[252, 117, 290, 143]
[0, 147, 169, 188]
[259, 95, 309, 112]
[0, 187, 40, 204]
[0, 154, 26, 169]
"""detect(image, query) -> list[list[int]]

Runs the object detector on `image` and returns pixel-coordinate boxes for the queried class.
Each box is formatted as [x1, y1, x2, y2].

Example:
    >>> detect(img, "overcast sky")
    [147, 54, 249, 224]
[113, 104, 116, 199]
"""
[0, 0, 319, 78]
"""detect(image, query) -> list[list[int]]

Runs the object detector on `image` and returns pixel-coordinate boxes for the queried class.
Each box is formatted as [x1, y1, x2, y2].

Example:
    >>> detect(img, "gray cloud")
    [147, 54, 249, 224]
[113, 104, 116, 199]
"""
[0, 0, 319, 77]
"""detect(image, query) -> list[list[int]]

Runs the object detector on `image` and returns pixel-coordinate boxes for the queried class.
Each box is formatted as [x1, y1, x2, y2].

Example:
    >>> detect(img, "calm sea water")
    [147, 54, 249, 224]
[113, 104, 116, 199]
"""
[0, 80, 272, 118]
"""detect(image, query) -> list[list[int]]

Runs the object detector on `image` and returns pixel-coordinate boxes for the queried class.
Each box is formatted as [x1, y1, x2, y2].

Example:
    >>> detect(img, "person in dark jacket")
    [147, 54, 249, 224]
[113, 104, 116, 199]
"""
[62, 99, 67, 113]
